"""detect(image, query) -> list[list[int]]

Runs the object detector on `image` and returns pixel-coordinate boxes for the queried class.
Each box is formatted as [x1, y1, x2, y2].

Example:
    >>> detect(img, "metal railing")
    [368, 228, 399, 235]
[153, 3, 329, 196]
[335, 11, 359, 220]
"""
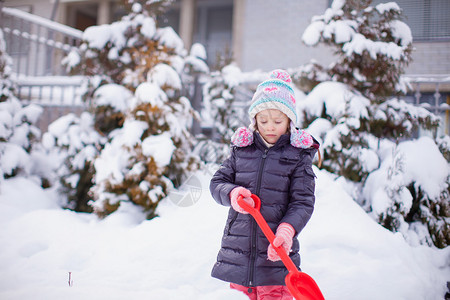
[403, 75, 450, 136]
[1, 6, 82, 77]
[1, 5, 86, 131]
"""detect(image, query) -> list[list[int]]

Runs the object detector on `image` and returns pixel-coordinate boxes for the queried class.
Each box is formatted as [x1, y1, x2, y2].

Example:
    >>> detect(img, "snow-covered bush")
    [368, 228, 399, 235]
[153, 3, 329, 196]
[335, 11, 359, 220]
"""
[202, 64, 267, 144]
[63, 0, 184, 98]
[299, 0, 439, 181]
[90, 74, 200, 219]
[301, 0, 412, 100]
[0, 29, 44, 184]
[298, 0, 448, 248]
[41, 113, 106, 212]
[301, 81, 377, 181]
[363, 137, 449, 248]
[60, 2, 202, 218]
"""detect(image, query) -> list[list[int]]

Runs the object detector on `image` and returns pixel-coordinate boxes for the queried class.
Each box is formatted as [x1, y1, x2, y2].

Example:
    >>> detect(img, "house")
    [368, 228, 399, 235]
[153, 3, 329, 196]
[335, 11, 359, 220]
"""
[1, 0, 449, 134]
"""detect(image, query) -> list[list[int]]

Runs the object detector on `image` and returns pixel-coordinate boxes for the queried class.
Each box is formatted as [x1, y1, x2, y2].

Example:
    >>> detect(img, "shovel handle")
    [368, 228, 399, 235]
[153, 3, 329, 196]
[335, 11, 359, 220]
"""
[237, 194, 299, 274]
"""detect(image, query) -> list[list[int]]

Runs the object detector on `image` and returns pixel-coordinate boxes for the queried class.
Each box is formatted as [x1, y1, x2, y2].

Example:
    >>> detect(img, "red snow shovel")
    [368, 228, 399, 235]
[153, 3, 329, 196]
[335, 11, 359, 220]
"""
[238, 194, 325, 300]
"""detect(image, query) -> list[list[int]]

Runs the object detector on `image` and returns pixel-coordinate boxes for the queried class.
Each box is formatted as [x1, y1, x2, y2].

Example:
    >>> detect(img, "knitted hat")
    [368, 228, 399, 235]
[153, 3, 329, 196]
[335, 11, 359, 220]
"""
[248, 69, 297, 126]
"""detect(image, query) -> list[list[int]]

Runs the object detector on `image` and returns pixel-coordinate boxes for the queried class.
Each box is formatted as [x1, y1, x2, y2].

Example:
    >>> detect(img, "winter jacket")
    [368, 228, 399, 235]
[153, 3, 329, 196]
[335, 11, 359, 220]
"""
[210, 131, 317, 287]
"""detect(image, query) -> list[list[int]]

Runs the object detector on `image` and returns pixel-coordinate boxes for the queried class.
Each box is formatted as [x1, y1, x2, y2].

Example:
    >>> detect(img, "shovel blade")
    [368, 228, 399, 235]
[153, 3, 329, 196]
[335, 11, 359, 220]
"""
[286, 271, 325, 300]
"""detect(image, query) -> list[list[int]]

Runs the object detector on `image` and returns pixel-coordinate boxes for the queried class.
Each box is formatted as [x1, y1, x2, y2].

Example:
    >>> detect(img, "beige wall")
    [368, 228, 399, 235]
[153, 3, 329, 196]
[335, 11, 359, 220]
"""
[407, 41, 450, 75]
[232, 0, 450, 77]
[4, 0, 450, 76]
[233, 0, 336, 72]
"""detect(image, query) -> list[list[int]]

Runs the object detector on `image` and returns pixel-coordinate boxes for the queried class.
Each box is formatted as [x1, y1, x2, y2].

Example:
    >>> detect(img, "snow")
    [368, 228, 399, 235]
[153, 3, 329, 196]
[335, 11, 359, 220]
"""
[396, 137, 448, 199]
[0, 167, 448, 300]
[185, 43, 209, 73]
[133, 82, 168, 108]
[0, 143, 30, 175]
[156, 27, 185, 55]
[364, 136, 449, 214]
[389, 20, 413, 47]
[302, 1, 412, 57]
[375, 2, 401, 14]
[94, 119, 148, 184]
[141, 132, 175, 168]
[1, 2, 448, 298]
[94, 84, 132, 112]
[301, 81, 369, 120]
[190, 43, 207, 60]
[147, 64, 182, 91]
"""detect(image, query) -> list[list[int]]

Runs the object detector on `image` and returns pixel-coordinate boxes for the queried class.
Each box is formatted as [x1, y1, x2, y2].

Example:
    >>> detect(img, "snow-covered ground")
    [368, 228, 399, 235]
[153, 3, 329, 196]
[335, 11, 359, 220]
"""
[0, 166, 448, 300]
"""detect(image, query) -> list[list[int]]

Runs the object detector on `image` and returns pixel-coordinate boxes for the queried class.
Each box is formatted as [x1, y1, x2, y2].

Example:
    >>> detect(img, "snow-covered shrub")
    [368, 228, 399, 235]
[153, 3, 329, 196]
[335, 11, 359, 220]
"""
[301, 81, 378, 181]
[298, 0, 448, 247]
[90, 72, 200, 219]
[290, 60, 330, 93]
[59, 2, 204, 218]
[202, 64, 266, 143]
[363, 137, 449, 248]
[0, 29, 44, 184]
[63, 0, 183, 98]
[41, 113, 106, 212]
[299, 0, 439, 181]
[301, 0, 412, 101]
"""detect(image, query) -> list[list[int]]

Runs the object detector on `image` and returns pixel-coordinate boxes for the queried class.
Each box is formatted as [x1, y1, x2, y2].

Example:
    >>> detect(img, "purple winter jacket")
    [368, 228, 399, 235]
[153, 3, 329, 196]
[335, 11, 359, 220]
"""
[210, 131, 317, 287]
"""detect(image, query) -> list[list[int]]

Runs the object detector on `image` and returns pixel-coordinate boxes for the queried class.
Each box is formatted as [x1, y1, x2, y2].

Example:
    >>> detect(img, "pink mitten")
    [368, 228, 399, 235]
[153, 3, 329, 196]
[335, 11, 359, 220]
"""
[267, 223, 295, 262]
[230, 187, 254, 214]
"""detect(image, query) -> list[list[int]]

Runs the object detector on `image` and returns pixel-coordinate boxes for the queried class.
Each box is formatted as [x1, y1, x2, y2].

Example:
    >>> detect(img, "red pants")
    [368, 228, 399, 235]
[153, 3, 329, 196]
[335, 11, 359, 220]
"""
[230, 283, 292, 300]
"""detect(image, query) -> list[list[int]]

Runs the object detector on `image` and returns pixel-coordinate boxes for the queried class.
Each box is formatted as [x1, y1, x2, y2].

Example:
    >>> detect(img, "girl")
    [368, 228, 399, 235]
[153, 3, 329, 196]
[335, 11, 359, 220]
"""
[210, 69, 318, 300]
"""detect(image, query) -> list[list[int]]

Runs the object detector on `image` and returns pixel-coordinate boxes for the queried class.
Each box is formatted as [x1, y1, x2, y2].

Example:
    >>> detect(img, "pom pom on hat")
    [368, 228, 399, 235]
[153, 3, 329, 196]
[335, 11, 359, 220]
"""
[248, 69, 297, 125]
[290, 128, 314, 149]
[231, 127, 254, 147]
[231, 126, 314, 150]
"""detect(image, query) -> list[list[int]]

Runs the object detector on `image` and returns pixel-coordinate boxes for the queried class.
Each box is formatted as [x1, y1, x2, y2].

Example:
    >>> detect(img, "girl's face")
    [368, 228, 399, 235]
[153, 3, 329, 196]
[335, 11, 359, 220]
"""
[255, 109, 290, 144]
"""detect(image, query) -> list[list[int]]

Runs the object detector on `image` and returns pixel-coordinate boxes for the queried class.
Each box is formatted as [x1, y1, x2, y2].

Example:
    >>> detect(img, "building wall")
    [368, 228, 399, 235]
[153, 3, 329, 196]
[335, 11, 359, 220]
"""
[235, 0, 336, 72]
[4, 0, 450, 76]
[407, 41, 450, 75]
[233, 0, 450, 76]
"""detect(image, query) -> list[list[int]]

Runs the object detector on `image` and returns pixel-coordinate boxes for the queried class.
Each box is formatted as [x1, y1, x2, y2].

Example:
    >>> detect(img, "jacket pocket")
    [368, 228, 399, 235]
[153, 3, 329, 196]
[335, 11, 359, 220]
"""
[305, 166, 316, 178]
[227, 211, 238, 235]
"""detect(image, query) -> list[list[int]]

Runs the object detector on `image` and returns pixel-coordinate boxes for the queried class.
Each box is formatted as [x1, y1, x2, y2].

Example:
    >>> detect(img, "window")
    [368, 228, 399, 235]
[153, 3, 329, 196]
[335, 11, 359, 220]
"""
[372, 0, 450, 41]
[194, 5, 233, 68]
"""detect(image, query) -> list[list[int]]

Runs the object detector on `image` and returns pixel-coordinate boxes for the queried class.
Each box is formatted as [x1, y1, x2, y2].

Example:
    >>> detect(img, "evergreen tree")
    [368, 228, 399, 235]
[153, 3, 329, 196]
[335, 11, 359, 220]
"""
[0, 29, 45, 185]
[298, 0, 449, 248]
[62, 1, 202, 218]
[41, 112, 106, 212]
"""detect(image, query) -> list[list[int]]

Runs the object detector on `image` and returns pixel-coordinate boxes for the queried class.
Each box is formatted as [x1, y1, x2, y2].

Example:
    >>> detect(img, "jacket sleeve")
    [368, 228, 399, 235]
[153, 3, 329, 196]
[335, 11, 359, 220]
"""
[209, 147, 238, 206]
[281, 149, 316, 235]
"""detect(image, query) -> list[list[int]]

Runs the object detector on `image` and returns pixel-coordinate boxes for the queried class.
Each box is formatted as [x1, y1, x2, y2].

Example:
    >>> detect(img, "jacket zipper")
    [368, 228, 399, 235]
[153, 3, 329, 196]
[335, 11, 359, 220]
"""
[248, 148, 268, 287]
